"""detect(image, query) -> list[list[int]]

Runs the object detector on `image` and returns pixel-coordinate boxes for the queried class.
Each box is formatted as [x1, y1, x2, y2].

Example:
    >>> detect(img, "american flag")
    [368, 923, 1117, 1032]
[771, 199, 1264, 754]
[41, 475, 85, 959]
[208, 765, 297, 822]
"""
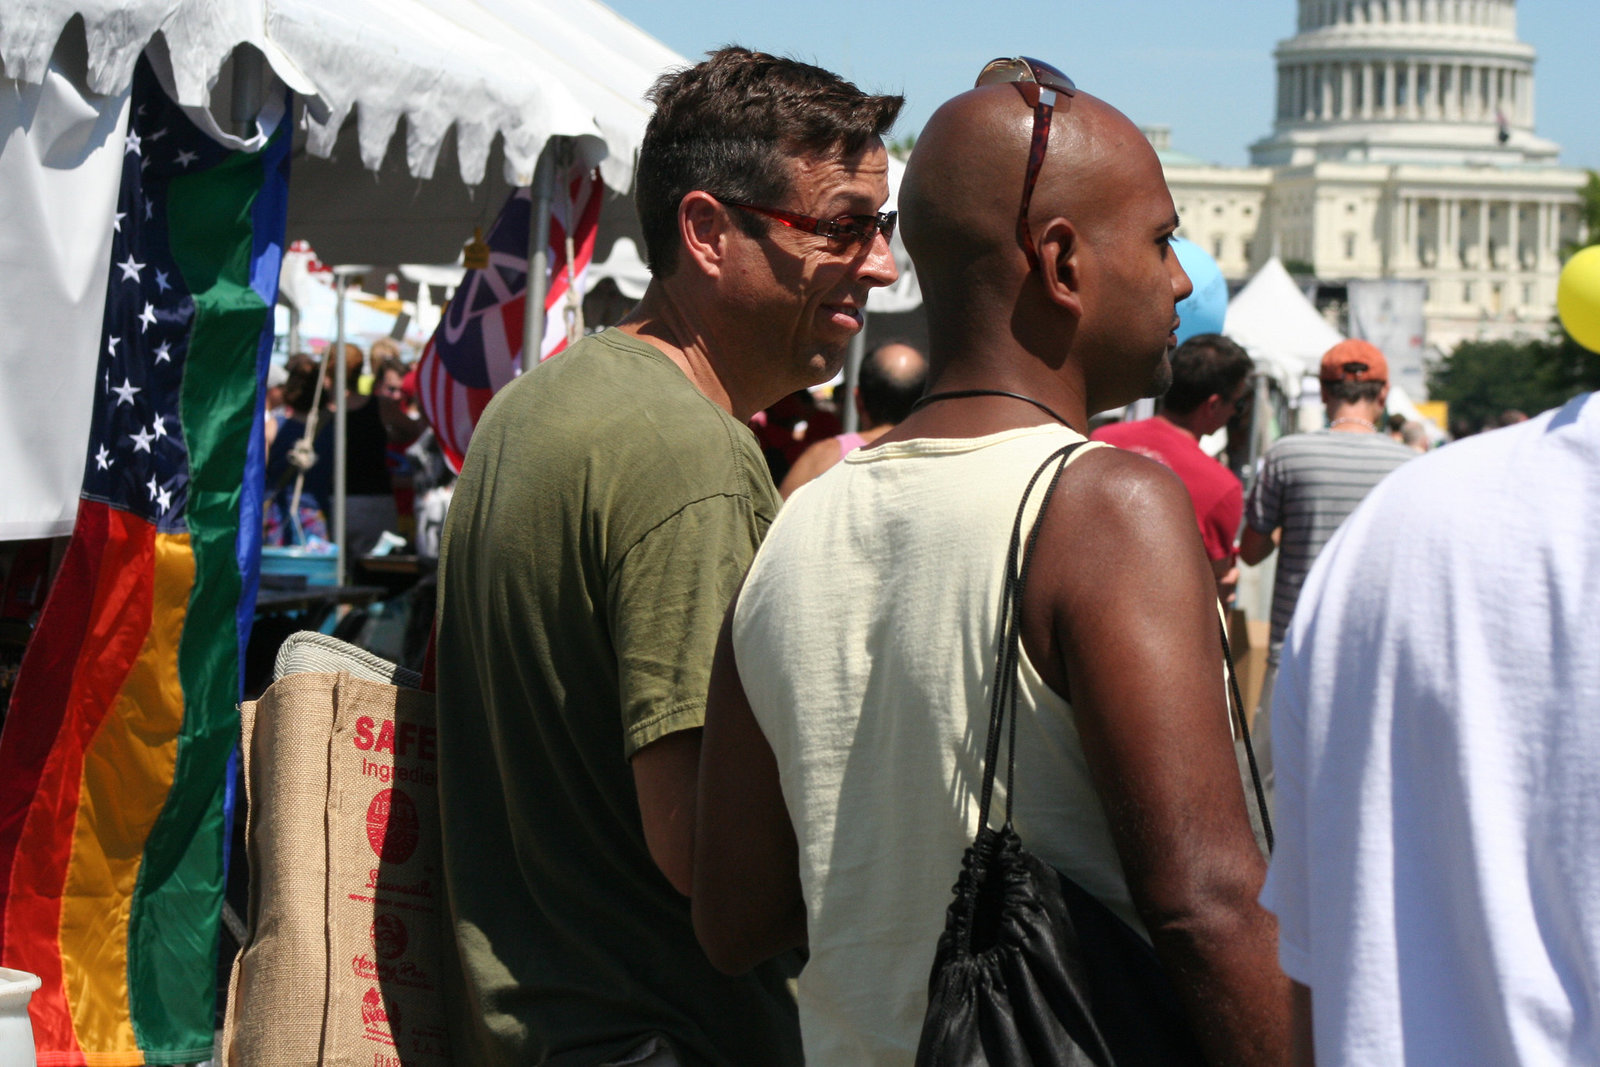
[81, 113, 229, 525]
[416, 168, 602, 472]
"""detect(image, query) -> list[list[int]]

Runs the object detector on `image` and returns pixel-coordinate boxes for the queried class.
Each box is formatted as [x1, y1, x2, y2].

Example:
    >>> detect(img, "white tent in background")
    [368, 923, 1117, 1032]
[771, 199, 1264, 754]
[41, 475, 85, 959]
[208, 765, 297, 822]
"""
[1223, 257, 1343, 388]
[1224, 257, 1439, 436]
[589, 237, 652, 301]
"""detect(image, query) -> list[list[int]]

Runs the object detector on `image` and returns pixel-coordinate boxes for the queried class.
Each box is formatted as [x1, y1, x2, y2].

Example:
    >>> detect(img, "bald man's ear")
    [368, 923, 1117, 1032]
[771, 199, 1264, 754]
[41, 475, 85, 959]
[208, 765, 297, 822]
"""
[1035, 217, 1084, 317]
[679, 191, 731, 279]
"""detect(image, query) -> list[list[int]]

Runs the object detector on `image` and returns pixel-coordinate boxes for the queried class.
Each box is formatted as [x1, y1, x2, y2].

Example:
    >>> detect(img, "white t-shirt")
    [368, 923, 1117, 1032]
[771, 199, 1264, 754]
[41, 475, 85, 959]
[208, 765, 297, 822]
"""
[733, 425, 1144, 1065]
[1261, 393, 1600, 1065]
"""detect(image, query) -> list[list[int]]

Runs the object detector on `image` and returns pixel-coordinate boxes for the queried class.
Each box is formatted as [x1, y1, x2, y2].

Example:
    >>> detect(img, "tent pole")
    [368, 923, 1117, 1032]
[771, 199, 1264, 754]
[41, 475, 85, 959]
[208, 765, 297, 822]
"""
[333, 272, 348, 586]
[524, 140, 562, 364]
[841, 325, 867, 434]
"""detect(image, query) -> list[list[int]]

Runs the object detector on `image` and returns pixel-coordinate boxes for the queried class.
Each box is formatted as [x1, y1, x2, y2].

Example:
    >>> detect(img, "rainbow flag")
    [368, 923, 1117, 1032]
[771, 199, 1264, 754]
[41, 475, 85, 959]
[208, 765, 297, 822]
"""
[0, 57, 289, 1064]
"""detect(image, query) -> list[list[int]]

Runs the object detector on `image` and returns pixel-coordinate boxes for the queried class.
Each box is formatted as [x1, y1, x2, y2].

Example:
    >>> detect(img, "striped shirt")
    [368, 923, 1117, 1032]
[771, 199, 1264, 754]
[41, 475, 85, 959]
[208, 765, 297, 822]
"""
[1247, 429, 1415, 659]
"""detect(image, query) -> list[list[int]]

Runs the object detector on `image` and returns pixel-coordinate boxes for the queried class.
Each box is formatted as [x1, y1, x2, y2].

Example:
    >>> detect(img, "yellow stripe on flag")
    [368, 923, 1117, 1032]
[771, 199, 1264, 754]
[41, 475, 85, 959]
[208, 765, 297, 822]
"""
[59, 533, 194, 1062]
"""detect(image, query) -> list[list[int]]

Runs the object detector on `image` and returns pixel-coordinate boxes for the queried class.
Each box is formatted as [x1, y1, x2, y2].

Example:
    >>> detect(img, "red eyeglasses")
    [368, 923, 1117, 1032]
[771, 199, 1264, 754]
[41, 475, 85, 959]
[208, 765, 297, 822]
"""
[715, 197, 897, 249]
[974, 56, 1077, 270]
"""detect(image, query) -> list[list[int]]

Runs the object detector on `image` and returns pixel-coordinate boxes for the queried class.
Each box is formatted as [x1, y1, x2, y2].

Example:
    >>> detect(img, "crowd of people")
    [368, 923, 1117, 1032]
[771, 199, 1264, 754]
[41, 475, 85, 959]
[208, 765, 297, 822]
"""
[410, 45, 1597, 1067]
[261, 340, 454, 556]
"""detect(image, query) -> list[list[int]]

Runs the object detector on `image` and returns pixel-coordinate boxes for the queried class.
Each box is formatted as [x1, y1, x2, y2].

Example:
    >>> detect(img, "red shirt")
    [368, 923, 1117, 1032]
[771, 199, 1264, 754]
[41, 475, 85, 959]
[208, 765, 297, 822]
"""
[1090, 416, 1242, 562]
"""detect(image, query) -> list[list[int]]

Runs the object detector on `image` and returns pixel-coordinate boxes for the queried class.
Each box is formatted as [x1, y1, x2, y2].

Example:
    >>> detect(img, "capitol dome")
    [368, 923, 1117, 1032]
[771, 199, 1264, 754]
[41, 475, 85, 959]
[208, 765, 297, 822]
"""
[1250, 0, 1562, 166]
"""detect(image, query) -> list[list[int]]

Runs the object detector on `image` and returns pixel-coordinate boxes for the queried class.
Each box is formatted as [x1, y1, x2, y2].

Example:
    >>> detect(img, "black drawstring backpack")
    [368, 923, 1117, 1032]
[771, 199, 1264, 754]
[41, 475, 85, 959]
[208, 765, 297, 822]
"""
[914, 442, 1271, 1066]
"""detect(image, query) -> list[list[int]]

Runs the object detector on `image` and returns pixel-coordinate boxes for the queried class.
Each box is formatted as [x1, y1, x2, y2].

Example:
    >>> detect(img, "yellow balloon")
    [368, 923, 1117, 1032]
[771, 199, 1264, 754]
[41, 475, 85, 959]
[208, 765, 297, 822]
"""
[1557, 245, 1600, 353]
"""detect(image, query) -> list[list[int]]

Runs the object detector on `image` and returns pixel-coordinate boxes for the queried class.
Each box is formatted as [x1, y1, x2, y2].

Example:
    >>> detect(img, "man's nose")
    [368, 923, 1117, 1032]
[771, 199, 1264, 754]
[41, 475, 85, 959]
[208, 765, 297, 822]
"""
[1171, 254, 1194, 303]
[856, 230, 900, 289]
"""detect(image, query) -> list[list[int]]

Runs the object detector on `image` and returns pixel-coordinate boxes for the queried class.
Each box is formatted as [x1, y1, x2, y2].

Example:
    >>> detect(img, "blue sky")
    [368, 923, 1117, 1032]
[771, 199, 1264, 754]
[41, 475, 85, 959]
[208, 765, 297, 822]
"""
[605, 0, 1597, 171]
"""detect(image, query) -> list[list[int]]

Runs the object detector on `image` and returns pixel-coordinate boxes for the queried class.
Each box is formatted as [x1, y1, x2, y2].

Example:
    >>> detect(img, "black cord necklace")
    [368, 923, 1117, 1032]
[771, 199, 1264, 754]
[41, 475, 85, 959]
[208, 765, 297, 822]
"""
[912, 389, 1071, 427]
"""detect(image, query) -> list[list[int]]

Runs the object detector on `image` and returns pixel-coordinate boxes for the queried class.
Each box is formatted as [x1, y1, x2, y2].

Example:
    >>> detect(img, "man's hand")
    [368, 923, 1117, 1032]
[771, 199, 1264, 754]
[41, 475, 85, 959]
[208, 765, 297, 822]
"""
[1023, 447, 1290, 1066]
[1239, 524, 1278, 567]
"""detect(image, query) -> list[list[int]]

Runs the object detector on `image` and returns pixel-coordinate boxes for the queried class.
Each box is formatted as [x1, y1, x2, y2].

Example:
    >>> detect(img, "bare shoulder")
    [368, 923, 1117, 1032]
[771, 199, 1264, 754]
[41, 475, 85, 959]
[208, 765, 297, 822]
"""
[1057, 443, 1200, 542]
[1038, 444, 1210, 628]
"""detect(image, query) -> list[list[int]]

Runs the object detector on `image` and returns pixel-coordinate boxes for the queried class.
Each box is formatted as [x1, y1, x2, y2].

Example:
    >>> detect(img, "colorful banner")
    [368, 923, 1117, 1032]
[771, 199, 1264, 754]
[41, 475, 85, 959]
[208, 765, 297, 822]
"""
[415, 167, 602, 473]
[0, 57, 289, 1065]
[1349, 278, 1429, 403]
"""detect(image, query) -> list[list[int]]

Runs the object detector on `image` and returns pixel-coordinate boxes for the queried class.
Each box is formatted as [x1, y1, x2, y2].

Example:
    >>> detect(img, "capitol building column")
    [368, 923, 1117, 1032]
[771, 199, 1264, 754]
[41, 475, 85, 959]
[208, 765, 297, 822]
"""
[1403, 196, 1421, 269]
[1506, 200, 1520, 271]
[1476, 199, 1489, 272]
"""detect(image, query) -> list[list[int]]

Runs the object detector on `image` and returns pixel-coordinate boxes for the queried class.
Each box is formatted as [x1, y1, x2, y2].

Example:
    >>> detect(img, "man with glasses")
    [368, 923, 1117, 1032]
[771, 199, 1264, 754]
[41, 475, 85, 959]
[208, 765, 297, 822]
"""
[1093, 333, 1255, 603]
[695, 61, 1288, 1064]
[433, 47, 899, 1066]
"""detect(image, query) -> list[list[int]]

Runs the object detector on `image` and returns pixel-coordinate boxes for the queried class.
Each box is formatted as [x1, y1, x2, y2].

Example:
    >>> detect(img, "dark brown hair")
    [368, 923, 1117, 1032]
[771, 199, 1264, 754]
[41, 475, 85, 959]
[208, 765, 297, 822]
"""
[1162, 333, 1254, 414]
[635, 46, 902, 276]
[282, 353, 320, 415]
[1323, 378, 1386, 406]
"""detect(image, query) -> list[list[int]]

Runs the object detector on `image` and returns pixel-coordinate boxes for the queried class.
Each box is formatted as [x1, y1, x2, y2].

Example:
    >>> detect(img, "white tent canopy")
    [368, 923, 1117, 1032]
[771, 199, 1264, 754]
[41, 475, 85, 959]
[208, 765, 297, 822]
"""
[0, 0, 684, 191]
[1224, 257, 1437, 434]
[1223, 257, 1343, 386]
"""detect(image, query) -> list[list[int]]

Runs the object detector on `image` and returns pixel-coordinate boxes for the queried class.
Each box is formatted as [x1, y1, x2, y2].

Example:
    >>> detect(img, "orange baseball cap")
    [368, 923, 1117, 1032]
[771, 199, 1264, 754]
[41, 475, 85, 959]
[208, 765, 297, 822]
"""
[1319, 339, 1388, 383]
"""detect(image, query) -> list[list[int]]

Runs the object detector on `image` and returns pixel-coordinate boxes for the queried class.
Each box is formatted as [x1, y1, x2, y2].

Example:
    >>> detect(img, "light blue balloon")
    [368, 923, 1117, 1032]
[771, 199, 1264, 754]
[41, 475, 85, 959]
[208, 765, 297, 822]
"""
[1171, 235, 1227, 344]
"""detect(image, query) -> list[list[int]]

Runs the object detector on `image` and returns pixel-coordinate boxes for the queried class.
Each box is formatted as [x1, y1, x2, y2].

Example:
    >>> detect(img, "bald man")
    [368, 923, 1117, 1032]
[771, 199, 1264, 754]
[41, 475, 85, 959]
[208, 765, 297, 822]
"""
[777, 341, 928, 498]
[693, 63, 1289, 1065]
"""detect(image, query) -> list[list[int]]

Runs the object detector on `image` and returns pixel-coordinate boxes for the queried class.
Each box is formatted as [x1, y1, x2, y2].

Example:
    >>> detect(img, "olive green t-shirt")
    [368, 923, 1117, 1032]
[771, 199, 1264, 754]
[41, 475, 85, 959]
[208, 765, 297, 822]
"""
[434, 329, 794, 1066]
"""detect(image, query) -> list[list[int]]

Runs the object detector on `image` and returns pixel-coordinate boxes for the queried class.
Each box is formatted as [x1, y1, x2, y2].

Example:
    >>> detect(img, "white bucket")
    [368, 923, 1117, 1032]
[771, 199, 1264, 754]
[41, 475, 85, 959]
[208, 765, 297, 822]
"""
[0, 968, 41, 1067]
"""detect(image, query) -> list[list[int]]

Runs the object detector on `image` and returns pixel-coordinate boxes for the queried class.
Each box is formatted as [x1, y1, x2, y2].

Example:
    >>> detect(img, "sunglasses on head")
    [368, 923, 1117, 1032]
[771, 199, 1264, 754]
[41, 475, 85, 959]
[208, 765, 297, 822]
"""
[974, 56, 1077, 271]
[715, 197, 897, 249]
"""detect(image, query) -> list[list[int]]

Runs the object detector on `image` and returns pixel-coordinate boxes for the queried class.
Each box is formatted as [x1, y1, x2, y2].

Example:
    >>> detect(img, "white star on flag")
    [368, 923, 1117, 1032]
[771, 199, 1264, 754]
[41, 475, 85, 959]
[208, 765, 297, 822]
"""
[149, 127, 168, 142]
[154, 269, 171, 293]
[143, 199, 153, 221]
[124, 130, 142, 156]
[104, 369, 110, 392]
[157, 486, 173, 513]
[95, 446, 112, 471]
[151, 415, 167, 440]
[146, 475, 159, 500]
[153, 342, 172, 364]
[130, 426, 155, 453]
[113, 211, 126, 233]
[107, 335, 120, 356]
[138, 303, 158, 332]
[112, 378, 141, 406]
[174, 148, 199, 168]
[117, 254, 145, 282]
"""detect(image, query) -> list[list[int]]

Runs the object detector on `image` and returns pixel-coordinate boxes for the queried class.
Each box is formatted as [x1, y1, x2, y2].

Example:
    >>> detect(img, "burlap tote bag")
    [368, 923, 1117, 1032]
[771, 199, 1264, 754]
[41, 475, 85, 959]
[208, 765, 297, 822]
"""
[223, 667, 451, 1065]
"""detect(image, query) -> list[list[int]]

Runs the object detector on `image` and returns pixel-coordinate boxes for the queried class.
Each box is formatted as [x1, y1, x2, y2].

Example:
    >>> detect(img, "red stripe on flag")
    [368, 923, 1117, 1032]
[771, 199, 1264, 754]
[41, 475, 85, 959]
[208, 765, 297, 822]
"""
[0, 502, 154, 1055]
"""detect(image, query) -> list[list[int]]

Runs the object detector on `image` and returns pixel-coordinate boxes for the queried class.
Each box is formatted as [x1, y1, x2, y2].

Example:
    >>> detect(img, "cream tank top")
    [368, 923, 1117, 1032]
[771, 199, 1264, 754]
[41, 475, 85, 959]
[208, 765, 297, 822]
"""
[733, 424, 1141, 1065]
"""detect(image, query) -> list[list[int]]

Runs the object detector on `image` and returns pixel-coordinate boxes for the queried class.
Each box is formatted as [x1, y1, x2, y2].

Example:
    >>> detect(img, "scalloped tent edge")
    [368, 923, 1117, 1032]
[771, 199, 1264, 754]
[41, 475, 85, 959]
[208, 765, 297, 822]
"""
[0, 0, 687, 193]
